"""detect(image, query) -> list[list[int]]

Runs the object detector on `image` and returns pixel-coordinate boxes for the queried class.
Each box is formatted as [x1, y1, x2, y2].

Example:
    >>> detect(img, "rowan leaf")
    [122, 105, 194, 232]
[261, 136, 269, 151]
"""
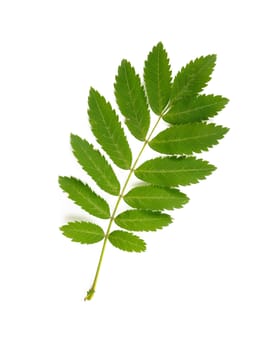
[71, 134, 120, 195]
[88, 88, 132, 169]
[164, 94, 229, 124]
[149, 123, 229, 155]
[114, 59, 150, 141]
[115, 210, 172, 232]
[144, 42, 172, 115]
[60, 221, 105, 244]
[171, 55, 216, 103]
[108, 230, 146, 252]
[59, 43, 229, 300]
[58, 176, 110, 219]
[124, 185, 189, 210]
[135, 156, 216, 187]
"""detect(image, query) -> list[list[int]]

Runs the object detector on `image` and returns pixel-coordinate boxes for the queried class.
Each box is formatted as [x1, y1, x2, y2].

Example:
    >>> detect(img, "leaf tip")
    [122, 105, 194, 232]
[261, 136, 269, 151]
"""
[58, 175, 65, 185]
[223, 126, 230, 134]
[70, 133, 80, 145]
[156, 41, 164, 48]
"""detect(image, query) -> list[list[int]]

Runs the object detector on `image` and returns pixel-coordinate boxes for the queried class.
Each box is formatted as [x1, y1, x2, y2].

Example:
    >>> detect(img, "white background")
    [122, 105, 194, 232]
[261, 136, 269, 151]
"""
[1, 0, 277, 349]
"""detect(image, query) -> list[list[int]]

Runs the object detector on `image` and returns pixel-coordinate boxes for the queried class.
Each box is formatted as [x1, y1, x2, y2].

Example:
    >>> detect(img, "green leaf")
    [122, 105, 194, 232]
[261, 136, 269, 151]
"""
[114, 60, 150, 141]
[59, 176, 110, 219]
[144, 42, 172, 115]
[135, 156, 216, 187]
[60, 221, 105, 244]
[71, 134, 120, 196]
[149, 123, 229, 155]
[115, 210, 172, 232]
[171, 55, 216, 103]
[60, 43, 230, 300]
[124, 185, 189, 210]
[108, 230, 146, 252]
[88, 88, 132, 169]
[164, 94, 229, 124]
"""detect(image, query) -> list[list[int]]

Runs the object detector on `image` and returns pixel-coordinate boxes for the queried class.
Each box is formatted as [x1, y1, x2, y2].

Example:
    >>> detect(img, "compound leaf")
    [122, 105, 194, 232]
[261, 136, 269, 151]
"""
[115, 209, 172, 232]
[109, 230, 146, 252]
[60, 221, 105, 244]
[164, 94, 229, 124]
[149, 123, 229, 155]
[88, 88, 132, 169]
[144, 42, 172, 115]
[124, 185, 189, 210]
[171, 55, 216, 103]
[71, 134, 120, 196]
[135, 156, 216, 187]
[59, 176, 110, 219]
[59, 42, 229, 300]
[114, 59, 150, 141]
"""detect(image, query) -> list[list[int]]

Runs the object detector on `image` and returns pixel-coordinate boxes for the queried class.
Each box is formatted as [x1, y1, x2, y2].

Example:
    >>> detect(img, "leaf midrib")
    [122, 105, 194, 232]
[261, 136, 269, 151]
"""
[169, 101, 222, 116]
[69, 228, 101, 235]
[94, 96, 128, 166]
[137, 168, 210, 174]
[76, 142, 116, 192]
[122, 63, 144, 133]
[126, 195, 178, 200]
[111, 236, 143, 249]
[156, 46, 162, 111]
[72, 183, 108, 216]
[119, 216, 166, 223]
[152, 132, 222, 144]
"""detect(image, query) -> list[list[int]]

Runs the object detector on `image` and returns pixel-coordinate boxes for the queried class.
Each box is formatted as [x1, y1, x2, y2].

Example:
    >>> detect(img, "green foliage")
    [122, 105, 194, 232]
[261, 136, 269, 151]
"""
[58, 176, 110, 219]
[88, 88, 132, 169]
[60, 221, 105, 244]
[114, 59, 150, 141]
[171, 55, 216, 103]
[59, 42, 229, 300]
[124, 185, 189, 210]
[149, 123, 229, 155]
[135, 157, 216, 186]
[163, 94, 229, 124]
[115, 210, 172, 232]
[144, 42, 172, 115]
[71, 134, 120, 195]
[108, 230, 146, 252]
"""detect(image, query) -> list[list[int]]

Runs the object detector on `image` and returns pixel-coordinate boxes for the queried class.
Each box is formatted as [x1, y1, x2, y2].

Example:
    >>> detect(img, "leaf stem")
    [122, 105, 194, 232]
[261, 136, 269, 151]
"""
[84, 115, 162, 300]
